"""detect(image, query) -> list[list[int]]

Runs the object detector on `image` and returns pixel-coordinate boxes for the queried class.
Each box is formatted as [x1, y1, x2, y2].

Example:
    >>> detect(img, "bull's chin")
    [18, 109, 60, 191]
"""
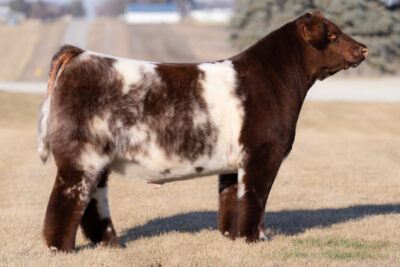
[317, 68, 341, 81]
[317, 61, 363, 80]
[349, 61, 362, 68]
[345, 58, 365, 69]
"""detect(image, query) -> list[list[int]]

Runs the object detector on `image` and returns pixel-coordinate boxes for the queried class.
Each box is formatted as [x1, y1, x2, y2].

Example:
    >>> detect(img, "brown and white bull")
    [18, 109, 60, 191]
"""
[38, 11, 367, 252]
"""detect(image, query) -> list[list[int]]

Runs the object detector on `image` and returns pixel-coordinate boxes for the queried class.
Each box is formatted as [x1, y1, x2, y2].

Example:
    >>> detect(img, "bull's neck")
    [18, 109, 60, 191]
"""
[234, 22, 315, 106]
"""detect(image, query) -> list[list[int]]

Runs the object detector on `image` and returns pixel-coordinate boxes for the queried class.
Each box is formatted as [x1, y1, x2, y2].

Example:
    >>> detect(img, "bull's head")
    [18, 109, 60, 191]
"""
[297, 11, 368, 80]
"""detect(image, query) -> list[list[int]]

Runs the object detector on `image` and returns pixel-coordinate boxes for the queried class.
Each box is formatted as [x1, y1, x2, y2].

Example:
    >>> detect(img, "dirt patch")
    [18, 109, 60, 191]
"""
[0, 91, 399, 266]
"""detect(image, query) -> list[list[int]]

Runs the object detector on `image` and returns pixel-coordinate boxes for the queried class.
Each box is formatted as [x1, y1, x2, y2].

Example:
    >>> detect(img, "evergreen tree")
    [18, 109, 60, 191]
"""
[10, 0, 31, 17]
[67, 0, 86, 18]
[230, 0, 400, 74]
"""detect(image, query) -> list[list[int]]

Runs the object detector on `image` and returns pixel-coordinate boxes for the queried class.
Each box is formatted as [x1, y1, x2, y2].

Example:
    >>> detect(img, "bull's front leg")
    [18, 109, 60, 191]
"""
[237, 144, 284, 242]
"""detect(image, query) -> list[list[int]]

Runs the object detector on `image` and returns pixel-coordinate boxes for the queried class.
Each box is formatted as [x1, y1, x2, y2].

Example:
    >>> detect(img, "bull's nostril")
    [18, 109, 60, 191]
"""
[361, 47, 368, 57]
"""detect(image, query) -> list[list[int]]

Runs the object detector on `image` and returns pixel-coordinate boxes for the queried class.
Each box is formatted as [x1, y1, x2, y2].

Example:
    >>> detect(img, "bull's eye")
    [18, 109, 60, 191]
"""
[327, 33, 338, 41]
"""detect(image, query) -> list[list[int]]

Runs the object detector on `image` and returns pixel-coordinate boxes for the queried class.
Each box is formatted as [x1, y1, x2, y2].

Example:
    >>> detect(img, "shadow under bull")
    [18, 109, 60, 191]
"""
[120, 203, 400, 244]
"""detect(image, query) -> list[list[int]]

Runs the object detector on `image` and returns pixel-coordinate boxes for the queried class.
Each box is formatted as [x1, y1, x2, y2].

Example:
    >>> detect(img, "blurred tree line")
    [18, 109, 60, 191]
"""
[230, 0, 400, 74]
[10, 0, 85, 20]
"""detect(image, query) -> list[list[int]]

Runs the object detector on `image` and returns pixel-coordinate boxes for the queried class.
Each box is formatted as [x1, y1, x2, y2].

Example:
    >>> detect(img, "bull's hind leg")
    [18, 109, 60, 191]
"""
[218, 173, 238, 239]
[43, 145, 110, 252]
[44, 168, 94, 252]
[80, 169, 119, 247]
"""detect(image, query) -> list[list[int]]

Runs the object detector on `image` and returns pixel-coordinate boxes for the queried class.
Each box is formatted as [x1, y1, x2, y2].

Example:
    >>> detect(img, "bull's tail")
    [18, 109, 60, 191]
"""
[38, 45, 83, 163]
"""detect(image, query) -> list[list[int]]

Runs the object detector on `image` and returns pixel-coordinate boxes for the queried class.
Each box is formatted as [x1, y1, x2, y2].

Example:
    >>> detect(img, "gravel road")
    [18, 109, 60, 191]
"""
[1, 77, 399, 103]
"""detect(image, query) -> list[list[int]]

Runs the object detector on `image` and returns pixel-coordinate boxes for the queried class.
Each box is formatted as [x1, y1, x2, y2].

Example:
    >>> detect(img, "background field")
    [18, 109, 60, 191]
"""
[1, 92, 399, 266]
[0, 18, 399, 266]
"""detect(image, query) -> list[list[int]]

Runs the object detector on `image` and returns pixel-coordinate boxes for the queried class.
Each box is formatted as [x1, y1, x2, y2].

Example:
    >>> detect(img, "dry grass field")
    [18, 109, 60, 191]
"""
[0, 16, 399, 266]
[0, 91, 399, 266]
[0, 20, 65, 81]
[88, 18, 235, 63]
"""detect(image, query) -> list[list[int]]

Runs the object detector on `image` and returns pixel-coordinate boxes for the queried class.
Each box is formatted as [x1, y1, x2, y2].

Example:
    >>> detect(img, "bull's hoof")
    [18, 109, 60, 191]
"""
[100, 237, 122, 248]
[243, 231, 269, 243]
[222, 230, 237, 240]
[259, 231, 270, 241]
[48, 245, 74, 253]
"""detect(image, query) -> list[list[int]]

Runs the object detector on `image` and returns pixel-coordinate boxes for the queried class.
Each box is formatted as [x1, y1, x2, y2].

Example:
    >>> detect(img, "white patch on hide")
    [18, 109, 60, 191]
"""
[78, 51, 92, 61]
[237, 168, 245, 199]
[192, 103, 209, 129]
[78, 179, 90, 202]
[198, 60, 245, 168]
[259, 231, 268, 240]
[112, 58, 157, 94]
[92, 187, 110, 219]
[79, 143, 109, 174]
[89, 112, 112, 139]
[62, 179, 90, 202]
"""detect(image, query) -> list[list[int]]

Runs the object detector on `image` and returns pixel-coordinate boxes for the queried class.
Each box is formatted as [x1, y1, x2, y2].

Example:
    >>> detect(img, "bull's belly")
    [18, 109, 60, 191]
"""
[111, 156, 238, 184]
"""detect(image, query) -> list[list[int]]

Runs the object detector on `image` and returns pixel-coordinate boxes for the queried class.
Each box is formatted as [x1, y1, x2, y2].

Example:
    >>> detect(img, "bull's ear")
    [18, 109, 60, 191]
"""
[306, 10, 323, 18]
[299, 10, 321, 41]
[301, 24, 312, 41]
[298, 13, 329, 50]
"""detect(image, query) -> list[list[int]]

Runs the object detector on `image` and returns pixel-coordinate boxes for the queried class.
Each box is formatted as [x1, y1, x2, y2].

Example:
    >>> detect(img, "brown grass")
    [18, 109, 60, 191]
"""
[170, 20, 236, 61]
[0, 91, 399, 266]
[0, 20, 65, 81]
[87, 19, 235, 63]
[87, 18, 132, 58]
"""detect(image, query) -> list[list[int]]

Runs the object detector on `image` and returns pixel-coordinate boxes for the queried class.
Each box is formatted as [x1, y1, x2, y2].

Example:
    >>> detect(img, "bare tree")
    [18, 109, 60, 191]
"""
[96, 0, 129, 16]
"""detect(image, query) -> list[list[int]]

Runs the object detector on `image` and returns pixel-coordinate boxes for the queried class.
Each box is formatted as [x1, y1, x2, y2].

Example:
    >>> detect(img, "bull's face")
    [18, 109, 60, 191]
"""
[297, 11, 368, 80]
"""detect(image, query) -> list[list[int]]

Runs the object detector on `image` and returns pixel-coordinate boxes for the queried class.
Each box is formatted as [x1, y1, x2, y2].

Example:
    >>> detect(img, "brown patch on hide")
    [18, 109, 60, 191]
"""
[141, 63, 218, 162]
[161, 169, 171, 175]
[195, 166, 203, 173]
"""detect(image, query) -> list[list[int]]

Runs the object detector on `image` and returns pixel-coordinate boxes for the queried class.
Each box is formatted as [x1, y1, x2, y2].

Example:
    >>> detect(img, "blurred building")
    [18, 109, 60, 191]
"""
[0, 2, 10, 23]
[122, 0, 233, 24]
[123, 3, 181, 24]
[189, 0, 233, 23]
[0, 1, 25, 25]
